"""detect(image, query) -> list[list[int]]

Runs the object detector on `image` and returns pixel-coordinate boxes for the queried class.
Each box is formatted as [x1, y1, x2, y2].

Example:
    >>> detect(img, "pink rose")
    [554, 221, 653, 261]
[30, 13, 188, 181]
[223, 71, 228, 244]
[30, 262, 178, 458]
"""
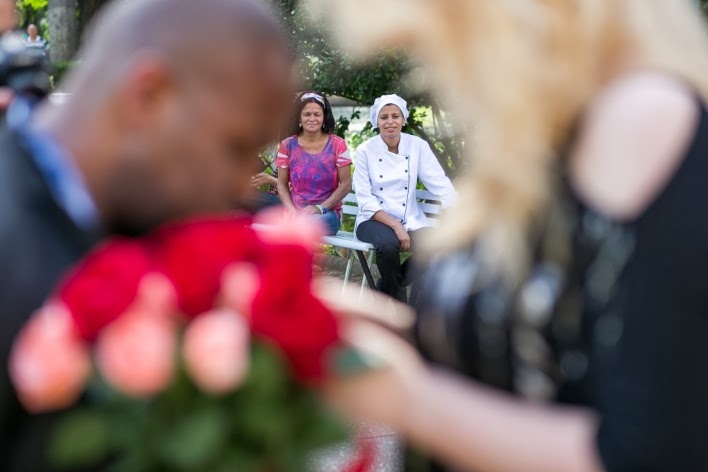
[221, 263, 260, 317]
[9, 303, 91, 413]
[183, 309, 250, 394]
[95, 274, 178, 397]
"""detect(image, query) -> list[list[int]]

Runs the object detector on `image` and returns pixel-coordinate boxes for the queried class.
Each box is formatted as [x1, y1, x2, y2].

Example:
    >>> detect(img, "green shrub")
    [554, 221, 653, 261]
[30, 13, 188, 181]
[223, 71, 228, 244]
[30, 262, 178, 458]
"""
[51, 61, 76, 89]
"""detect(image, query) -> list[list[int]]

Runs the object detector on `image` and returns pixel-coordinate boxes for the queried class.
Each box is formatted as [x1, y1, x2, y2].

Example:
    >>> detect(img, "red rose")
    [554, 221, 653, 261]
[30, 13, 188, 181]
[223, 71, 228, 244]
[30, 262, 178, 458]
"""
[55, 214, 340, 386]
[249, 243, 339, 383]
[56, 238, 153, 341]
[153, 217, 262, 318]
[13, 213, 346, 419]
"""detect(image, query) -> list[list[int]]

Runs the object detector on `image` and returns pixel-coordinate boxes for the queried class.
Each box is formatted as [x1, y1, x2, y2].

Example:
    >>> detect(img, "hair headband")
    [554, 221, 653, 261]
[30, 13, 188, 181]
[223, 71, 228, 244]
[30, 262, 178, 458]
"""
[300, 92, 326, 106]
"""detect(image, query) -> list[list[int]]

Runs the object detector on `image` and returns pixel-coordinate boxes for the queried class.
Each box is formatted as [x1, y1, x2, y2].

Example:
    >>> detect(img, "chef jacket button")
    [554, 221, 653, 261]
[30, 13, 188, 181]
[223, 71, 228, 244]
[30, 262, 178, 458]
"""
[404, 187, 408, 190]
[380, 201, 384, 204]
[402, 203, 406, 207]
[380, 175, 383, 178]
[379, 159, 382, 162]
[404, 170, 408, 173]
[380, 187, 383, 191]
[405, 156, 409, 160]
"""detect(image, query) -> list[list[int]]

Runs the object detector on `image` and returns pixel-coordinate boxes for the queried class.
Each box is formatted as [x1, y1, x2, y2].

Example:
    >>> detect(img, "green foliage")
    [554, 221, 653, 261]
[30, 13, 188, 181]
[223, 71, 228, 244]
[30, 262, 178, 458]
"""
[16, 0, 112, 62]
[345, 123, 376, 153]
[49, 410, 110, 468]
[272, 0, 414, 105]
[700, 0, 708, 17]
[18, 0, 47, 10]
[48, 343, 349, 471]
[51, 61, 75, 89]
[269, 0, 465, 177]
[334, 109, 361, 140]
[16, 0, 48, 34]
[269, 0, 708, 177]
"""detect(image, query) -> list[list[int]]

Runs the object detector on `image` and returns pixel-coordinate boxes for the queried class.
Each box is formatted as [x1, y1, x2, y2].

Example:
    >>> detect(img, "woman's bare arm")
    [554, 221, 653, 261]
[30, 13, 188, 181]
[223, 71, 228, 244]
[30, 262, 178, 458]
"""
[320, 165, 352, 210]
[276, 167, 297, 212]
[324, 317, 603, 472]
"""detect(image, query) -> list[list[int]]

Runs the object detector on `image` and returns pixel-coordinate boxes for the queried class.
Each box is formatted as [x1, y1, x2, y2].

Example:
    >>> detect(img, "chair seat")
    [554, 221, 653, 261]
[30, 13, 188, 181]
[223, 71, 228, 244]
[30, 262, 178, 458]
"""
[252, 189, 441, 295]
[321, 232, 374, 252]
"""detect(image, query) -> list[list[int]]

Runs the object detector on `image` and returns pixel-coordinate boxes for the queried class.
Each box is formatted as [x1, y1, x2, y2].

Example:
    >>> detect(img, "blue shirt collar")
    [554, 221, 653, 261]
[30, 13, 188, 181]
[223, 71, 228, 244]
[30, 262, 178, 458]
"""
[11, 104, 101, 231]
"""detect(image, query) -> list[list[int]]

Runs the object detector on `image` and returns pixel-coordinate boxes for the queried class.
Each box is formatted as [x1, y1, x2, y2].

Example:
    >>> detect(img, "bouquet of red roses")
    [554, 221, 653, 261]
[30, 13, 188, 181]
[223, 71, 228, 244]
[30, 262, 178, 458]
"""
[9, 212, 375, 471]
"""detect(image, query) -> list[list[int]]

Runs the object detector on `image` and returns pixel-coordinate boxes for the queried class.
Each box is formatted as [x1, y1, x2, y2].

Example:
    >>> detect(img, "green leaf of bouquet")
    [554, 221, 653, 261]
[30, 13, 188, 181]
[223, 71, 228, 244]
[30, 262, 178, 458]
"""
[104, 450, 150, 472]
[301, 413, 349, 450]
[241, 342, 290, 401]
[235, 400, 293, 444]
[271, 446, 308, 472]
[158, 405, 227, 470]
[84, 374, 128, 405]
[213, 448, 262, 472]
[48, 409, 110, 469]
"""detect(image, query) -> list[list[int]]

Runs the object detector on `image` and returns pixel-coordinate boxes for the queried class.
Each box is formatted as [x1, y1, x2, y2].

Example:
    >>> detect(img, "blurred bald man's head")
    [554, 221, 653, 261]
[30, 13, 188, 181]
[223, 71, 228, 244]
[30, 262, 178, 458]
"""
[38, 0, 294, 235]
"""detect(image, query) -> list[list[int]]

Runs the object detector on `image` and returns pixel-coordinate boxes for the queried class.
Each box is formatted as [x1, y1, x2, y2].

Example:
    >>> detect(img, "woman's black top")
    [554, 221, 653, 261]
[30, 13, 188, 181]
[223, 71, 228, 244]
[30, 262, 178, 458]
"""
[415, 101, 708, 471]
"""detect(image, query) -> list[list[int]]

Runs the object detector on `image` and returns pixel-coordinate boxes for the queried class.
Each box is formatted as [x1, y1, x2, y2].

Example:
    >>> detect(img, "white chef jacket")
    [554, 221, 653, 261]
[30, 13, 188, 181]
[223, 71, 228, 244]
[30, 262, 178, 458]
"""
[353, 133, 457, 231]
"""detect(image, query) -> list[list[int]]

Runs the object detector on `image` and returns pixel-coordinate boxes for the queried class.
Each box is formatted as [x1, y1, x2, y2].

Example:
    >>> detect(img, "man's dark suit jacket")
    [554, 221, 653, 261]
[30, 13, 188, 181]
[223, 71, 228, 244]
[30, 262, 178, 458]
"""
[0, 126, 101, 470]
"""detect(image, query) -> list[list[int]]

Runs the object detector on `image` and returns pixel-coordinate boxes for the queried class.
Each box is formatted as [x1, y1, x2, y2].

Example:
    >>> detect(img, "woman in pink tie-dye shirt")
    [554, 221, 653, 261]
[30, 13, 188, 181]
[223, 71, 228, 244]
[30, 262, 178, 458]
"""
[276, 91, 352, 235]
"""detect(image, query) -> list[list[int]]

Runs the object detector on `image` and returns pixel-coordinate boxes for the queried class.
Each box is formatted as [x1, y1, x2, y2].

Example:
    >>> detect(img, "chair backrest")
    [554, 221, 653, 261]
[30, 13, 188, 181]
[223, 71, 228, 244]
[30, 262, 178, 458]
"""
[416, 189, 442, 221]
[340, 190, 442, 225]
[341, 193, 360, 217]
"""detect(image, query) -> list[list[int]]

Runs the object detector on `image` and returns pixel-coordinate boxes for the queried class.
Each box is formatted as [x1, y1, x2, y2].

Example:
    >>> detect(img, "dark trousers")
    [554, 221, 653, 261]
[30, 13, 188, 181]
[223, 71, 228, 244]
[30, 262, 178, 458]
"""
[356, 220, 430, 304]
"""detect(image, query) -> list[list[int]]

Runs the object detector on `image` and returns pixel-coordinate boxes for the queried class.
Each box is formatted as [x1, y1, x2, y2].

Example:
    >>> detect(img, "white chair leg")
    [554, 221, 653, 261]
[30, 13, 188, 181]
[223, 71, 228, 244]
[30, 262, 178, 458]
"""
[342, 249, 354, 294]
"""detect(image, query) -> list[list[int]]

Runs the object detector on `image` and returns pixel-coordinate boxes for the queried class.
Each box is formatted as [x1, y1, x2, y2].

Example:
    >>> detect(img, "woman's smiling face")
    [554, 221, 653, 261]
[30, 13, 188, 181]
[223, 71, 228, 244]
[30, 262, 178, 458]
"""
[377, 104, 405, 140]
[300, 102, 325, 134]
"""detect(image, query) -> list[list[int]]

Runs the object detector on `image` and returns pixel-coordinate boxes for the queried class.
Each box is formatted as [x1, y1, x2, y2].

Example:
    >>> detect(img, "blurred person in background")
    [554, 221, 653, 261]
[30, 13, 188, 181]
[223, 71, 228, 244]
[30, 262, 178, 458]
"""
[251, 167, 281, 208]
[24, 24, 46, 54]
[250, 144, 281, 209]
[0, 0, 293, 469]
[0, 0, 18, 110]
[276, 91, 352, 235]
[353, 93, 456, 304]
[313, 0, 708, 471]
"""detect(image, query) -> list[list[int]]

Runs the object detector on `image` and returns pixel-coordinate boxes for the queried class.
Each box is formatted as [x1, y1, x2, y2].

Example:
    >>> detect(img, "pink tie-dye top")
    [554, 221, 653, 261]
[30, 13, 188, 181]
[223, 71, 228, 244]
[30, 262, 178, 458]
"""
[275, 134, 352, 215]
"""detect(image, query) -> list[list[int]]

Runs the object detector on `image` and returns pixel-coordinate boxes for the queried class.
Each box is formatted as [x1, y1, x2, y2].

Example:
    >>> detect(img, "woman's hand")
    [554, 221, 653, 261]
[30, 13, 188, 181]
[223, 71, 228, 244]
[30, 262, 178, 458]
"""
[372, 211, 412, 251]
[323, 322, 425, 429]
[251, 172, 277, 188]
[301, 205, 321, 215]
[314, 278, 422, 428]
[314, 281, 602, 472]
[394, 225, 411, 251]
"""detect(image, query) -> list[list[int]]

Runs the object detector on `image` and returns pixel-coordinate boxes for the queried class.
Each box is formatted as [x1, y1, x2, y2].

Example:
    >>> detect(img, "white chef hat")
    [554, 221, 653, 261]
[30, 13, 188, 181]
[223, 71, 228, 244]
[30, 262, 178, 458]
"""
[369, 94, 409, 128]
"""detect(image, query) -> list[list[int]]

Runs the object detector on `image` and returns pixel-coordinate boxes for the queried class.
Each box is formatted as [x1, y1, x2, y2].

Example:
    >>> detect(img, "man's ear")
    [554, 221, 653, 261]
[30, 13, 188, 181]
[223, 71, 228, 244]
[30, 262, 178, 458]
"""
[114, 51, 175, 128]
